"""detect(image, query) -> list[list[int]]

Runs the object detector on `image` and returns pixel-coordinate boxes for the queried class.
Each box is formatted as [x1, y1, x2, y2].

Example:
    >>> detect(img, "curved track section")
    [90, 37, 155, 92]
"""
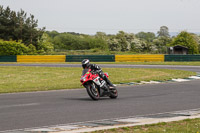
[0, 64, 200, 131]
[0, 63, 200, 72]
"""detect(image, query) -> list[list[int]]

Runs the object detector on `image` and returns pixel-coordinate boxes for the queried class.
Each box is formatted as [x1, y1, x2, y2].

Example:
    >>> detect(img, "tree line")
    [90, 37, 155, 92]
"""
[0, 6, 199, 55]
[47, 27, 199, 54]
[0, 6, 53, 55]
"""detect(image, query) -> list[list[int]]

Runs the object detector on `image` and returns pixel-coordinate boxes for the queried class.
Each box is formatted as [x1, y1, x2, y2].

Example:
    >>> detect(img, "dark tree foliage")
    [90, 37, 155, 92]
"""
[136, 32, 156, 42]
[135, 32, 156, 52]
[0, 6, 45, 49]
[157, 26, 170, 37]
[46, 31, 108, 51]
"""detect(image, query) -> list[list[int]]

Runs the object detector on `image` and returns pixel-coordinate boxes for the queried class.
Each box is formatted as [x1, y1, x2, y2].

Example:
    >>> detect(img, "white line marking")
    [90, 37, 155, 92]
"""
[1, 107, 200, 133]
[189, 76, 200, 79]
[172, 79, 190, 82]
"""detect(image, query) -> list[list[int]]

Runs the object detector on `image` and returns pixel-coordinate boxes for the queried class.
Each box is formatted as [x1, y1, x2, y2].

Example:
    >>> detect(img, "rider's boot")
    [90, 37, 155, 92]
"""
[104, 76, 115, 89]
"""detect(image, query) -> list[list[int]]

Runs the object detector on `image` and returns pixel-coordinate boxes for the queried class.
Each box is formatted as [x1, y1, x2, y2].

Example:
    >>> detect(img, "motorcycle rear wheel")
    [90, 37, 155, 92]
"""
[85, 83, 100, 100]
[109, 87, 118, 99]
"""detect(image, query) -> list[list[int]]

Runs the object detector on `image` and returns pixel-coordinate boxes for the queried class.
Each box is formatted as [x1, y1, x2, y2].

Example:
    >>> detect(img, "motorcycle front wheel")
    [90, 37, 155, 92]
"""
[85, 82, 100, 100]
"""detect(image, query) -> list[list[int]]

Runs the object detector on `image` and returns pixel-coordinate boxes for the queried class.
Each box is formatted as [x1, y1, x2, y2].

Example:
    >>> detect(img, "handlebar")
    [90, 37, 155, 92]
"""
[91, 70, 102, 74]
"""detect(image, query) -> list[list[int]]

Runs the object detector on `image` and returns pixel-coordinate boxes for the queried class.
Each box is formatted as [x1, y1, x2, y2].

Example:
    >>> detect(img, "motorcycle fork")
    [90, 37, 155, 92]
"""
[91, 82, 100, 94]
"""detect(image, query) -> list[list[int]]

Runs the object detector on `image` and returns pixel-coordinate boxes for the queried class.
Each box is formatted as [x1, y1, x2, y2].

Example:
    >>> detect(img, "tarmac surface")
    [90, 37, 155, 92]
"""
[0, 63, 200, 72]
[0, 64, 200, 132]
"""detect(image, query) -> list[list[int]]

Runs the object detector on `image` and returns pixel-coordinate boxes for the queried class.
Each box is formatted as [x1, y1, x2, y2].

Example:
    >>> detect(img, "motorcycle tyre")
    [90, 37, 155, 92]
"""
[109, 87, 118, 99]
[85, 83, 100, 100]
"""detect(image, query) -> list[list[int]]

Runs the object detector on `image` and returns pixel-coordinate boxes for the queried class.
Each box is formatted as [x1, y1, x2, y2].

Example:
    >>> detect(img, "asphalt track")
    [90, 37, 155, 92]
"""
[0, 63, 200, 72]
[0, 64, 200, 131]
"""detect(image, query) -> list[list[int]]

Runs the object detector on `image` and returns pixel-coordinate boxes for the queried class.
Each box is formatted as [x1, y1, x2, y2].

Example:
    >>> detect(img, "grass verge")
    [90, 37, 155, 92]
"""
[0, 66, 196, 93]
[92, 118, 200, 133]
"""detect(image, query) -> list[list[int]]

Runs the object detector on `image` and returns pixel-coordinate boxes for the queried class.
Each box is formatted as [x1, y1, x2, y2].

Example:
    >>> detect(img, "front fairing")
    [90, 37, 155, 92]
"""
[81, 69, 90, 76]
[80, 69, 99, 84]
[80, 69, 90, 83]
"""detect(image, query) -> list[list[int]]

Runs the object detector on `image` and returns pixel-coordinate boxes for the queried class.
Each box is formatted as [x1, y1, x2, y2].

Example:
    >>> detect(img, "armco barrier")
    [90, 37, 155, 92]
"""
[165, 55, 200, 61]
[0, 55, 17, 62]
[115, 55, 164, 62]
[17, 55, 66, 62]
[1, 55, 200, 62]
[66, 55, 115, 62]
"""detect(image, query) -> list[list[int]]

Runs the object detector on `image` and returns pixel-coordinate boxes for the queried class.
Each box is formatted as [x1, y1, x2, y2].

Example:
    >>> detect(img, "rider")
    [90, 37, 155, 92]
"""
[81, 59, 114, 89]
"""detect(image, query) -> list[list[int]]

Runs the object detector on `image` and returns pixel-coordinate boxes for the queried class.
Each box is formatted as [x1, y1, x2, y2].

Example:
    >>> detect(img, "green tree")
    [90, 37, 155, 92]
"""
[50, 32, 108, 51]
[191, 33, 200, 53]
[0, 6, 15, 40]
[157, 26, 170, 37]
[37, 33, 54, 54]
[135, 32, 156, 52]
[108, 37, 121, 51]
[136, 32, 155, 42]
[88, 37, 108, 50]
[46, 30, 59, 38]
[106, 31, 135, 52]
[116, 31, 128, 51]
[131, 38, 145, 52]
[53, 33, 77, 50]
[95, 32, 107, 40]
[27, 44, 37, 55]
[0, 40, 29, 55]
[170, 31, 199, 54]
[125, 33, 135, 50]
[0, 6, 45, 49]
[153, 36, 172, 53]
[198, 35, 200, 53]
[116, 31, 135, 51]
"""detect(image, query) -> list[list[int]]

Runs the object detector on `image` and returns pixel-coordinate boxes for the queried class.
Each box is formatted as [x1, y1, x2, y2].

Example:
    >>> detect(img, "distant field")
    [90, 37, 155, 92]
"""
[0, 66, 195, 93]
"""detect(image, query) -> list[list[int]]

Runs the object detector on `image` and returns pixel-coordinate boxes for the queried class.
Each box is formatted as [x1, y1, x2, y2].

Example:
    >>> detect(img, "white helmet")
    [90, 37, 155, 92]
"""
[82, 59, 90, 69]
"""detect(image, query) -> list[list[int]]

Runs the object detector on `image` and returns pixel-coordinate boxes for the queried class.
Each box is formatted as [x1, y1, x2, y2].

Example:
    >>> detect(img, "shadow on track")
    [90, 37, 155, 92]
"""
[63, 97, 117, 101]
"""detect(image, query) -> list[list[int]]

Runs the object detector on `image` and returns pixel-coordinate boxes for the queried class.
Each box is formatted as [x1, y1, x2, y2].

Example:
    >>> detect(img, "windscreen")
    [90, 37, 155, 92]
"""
[82, 69, 89, 76]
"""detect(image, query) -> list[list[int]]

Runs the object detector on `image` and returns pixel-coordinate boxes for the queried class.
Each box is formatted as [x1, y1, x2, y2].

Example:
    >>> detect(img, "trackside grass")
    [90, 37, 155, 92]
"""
[0, 66, 196, 93]
[92, 118, 200, 133]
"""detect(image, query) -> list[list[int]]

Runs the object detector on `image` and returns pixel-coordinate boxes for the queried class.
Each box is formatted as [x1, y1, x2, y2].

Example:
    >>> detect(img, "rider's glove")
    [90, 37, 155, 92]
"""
[96, 69, 102, 73]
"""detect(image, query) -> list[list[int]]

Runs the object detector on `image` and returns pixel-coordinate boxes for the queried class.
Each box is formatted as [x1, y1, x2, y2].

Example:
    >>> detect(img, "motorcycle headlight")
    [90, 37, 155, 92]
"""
[81, 75, 87, 81]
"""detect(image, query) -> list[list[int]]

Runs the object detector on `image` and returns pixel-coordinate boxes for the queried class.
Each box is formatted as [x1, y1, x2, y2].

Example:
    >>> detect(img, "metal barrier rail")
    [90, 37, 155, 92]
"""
[0, 55, 200, 62]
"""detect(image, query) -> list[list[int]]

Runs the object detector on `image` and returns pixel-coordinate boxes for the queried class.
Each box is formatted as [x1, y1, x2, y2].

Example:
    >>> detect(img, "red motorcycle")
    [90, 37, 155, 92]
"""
[80, 69, 118, 100]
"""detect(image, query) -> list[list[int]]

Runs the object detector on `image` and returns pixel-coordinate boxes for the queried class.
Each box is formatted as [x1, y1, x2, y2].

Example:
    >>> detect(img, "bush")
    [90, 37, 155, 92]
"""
[0, 40, 30, 55]
[170, 31, 199, 54]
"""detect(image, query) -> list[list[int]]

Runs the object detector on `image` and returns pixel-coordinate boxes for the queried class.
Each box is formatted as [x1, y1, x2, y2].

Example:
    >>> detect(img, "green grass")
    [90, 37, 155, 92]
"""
[0, 66, 195, 93]
[92, 118, 200, 133]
